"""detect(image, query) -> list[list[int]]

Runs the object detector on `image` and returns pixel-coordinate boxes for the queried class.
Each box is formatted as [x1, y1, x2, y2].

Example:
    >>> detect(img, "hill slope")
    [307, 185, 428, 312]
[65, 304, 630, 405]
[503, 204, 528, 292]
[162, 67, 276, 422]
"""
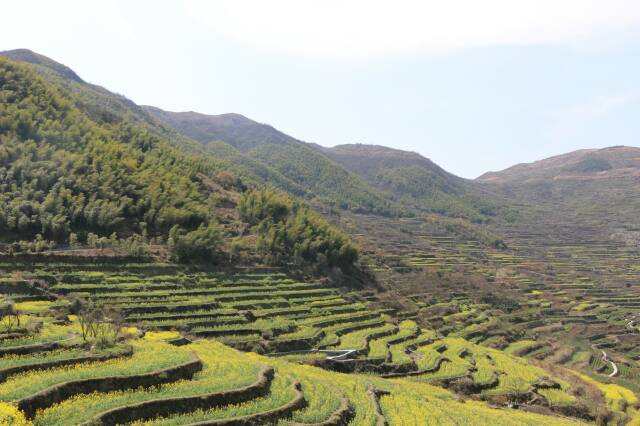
[0, 51, 358, 269]
[316, 143, 502, 222]
[314, 144, 459, 184]
[0, 49, 392, 214]
[478, 146, 640, 242]
[478, 146, 640, 183]
[0, 54, 226, 242]
[0, 48, 84, 83]
[146, 107, 502, 221]
[144, 106, 399, 215]
[144, 107, 298, 152]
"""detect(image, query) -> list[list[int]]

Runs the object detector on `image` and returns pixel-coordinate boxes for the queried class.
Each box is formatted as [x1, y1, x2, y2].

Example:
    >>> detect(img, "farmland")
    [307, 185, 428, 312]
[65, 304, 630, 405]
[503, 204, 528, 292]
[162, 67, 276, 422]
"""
[0, 49, 639, 426]
[0, 258, 632, 425]
[1, 211, 638, 426]
[329, 211, 640, 423]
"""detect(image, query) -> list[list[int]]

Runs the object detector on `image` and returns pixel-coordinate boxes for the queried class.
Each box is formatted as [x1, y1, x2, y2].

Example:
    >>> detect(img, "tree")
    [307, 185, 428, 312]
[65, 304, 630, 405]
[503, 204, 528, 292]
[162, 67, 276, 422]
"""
[0, 301, 20, 333]
[172, 224, 223, 262]
[69, 232, 79, 248]
[76, 299, 99, 342]
[101, 306, 125, 344]
[74, 299, 123, 346]
[238, 190, 359, 270]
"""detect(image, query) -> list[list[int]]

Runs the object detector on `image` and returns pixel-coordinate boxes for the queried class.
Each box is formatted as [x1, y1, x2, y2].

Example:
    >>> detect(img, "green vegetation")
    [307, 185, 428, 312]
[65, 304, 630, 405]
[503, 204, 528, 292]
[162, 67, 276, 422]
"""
[144, 108, 401, 216]
[1, 49, 640, 426]
[0, 56, 224, 245]
[0, 56, 358, 270]
[0, 260, 607, 425]
[170, 225, 223, 262]
[239, 189, 358, 268]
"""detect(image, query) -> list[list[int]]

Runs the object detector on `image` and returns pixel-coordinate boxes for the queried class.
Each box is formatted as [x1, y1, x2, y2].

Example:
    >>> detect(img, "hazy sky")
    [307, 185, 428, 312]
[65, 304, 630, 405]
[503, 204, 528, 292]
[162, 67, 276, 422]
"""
[2, 1, 640, 178]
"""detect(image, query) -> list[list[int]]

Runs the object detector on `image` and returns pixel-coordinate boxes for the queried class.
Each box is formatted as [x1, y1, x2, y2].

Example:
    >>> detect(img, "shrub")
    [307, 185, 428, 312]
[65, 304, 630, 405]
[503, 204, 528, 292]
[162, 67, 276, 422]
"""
[171, 224, 223, 263]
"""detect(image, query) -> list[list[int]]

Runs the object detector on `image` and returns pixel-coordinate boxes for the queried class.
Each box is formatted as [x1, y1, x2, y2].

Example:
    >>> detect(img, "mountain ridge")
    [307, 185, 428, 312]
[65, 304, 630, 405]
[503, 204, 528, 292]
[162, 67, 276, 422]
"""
[9, 47, 639, 232]
[145, 105, 499, 220]
[478, 145, 640, 183]
[142, 106, 301, 152]
[1, 48, 85, 83]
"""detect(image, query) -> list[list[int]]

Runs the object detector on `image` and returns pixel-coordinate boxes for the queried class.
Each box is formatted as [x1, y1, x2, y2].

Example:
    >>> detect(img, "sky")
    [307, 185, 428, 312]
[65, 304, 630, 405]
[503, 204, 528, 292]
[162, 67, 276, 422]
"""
[2, 1, 640, 178]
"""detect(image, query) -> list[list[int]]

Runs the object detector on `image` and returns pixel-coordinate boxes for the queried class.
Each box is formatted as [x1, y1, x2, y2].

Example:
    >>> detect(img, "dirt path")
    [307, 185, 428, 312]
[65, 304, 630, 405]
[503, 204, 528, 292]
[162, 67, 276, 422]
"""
[601, 350, 619, 378]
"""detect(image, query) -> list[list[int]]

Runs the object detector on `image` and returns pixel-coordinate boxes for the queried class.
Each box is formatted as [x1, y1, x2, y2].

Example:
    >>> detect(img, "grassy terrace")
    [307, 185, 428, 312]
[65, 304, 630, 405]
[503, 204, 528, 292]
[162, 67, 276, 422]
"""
[339, 214, 640, 421]
[0, 263, 395, 353]
[0, 314, 590, 426]
[0, 261, 635, 424]
[350, 212, 640, 389]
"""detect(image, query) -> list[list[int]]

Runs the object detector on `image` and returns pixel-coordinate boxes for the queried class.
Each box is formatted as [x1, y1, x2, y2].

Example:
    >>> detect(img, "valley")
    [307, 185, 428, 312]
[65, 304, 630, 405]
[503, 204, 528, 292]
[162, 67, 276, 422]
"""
[0, 49, 639, 425]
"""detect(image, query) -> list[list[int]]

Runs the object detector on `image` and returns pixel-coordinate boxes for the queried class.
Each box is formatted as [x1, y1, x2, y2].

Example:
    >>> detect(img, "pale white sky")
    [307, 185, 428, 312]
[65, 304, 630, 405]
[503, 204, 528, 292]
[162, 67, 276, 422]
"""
[2, 1, 640, 177]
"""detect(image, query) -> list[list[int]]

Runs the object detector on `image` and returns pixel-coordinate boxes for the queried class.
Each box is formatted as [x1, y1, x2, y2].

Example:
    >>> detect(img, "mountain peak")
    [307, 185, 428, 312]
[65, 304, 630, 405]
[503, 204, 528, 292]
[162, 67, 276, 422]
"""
[142, 106, 298, 152]
[0, 48, 84, 83]
[325, 143, 429, 160]
[317, 143, 461, 182]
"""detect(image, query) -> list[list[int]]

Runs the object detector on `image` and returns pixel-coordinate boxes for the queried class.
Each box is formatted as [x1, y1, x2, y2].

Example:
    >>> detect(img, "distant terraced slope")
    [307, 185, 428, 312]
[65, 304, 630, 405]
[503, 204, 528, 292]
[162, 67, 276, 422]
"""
[478, 146, 640, 242]
[478, 146, 640, 183]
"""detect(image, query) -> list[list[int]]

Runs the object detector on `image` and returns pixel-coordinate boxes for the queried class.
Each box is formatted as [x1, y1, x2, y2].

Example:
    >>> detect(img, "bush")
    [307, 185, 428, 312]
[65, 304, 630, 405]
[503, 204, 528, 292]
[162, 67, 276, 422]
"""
[171, 224, 223, 263]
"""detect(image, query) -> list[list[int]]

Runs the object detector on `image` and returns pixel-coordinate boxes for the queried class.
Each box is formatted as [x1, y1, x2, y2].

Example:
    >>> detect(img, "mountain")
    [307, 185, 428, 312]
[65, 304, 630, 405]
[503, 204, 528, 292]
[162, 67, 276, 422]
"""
[0, 50, 358, 269]
[1, 49, 504, 225]
[315, 143, 502, 222]
[0, 49, 391, 215]
[143, 107, 299, 152]
[145, 107, 502, 221]
[478, 146, 640, 183]
[143, 106, 401, 215]
[314, 143, 463, 192]
[0, 52, 229, 242]
[0, 48, 84, 83]
[478, 146, 640, 242]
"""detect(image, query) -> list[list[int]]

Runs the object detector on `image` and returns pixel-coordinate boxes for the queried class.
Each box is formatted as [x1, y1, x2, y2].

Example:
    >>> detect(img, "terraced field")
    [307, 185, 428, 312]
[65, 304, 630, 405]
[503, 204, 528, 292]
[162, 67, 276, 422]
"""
[335, 213, 640, 421]
[0, 260, 622, 425]
[0, 261, 397, 354]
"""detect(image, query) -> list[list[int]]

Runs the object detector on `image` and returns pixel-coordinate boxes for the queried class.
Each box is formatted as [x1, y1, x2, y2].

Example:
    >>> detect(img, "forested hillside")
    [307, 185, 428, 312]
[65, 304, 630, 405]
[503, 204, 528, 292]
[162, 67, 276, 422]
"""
[144, 107, 399, 215]
[0, 55, 358, 270]
[0, 49, 515, 267]
[145, 107, 503, 221]
[0, 56, 220, 241]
